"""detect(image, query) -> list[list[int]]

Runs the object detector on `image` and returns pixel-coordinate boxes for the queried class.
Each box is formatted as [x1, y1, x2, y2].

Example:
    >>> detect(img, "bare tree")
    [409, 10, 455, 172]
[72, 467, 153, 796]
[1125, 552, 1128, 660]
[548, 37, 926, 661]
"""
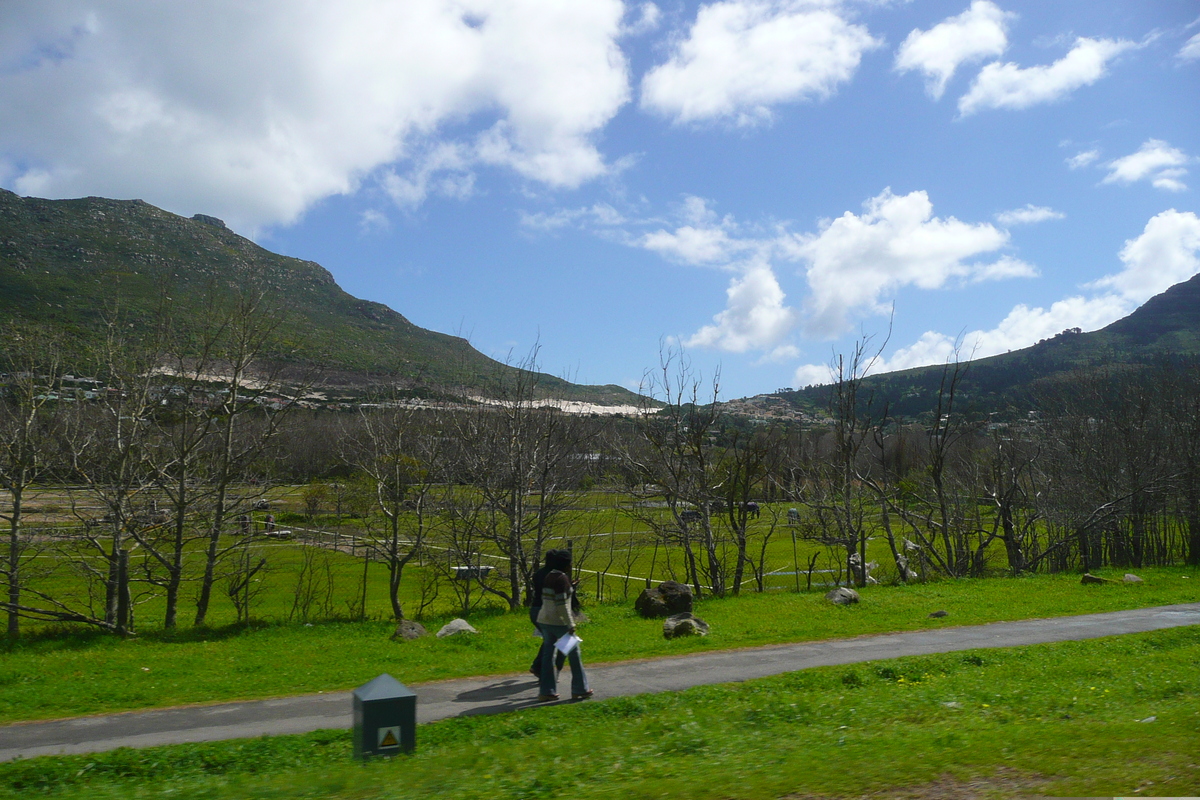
[192, 291, 302, 627]
[797, 337, 886, 587]
[976, 422, 1042, 575]
[63, 314, 164, 635]
[1158, 358, 1200, 566]
[445, 349, 594, 610]
[618, 347, 725, 596]
[140, 300, 244, 630]
[713, 424, 781, 594]
[226, 540, 269, 625]
[1037, 365, 1175, 572]
[343, 391, 447, 621]
[0, 323, 66, 636]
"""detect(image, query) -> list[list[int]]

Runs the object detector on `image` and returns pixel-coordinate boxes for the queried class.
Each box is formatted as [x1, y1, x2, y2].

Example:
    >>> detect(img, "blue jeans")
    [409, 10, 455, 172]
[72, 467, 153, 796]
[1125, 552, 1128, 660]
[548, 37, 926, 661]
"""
[529, 606, 566, 676]
[539, 623, 588, 697]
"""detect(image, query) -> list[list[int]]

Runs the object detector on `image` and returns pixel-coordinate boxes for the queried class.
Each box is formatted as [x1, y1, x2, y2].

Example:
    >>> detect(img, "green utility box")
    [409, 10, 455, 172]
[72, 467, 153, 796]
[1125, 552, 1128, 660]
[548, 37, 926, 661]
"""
[353, 673, 416, 758]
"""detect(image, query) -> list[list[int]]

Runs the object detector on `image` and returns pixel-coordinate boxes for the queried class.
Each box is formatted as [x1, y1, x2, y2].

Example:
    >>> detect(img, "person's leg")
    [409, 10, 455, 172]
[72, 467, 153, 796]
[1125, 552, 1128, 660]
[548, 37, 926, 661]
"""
[539, 625, 565, 698]
[566, 639, 589, 697]
[529, 605, 545, 676]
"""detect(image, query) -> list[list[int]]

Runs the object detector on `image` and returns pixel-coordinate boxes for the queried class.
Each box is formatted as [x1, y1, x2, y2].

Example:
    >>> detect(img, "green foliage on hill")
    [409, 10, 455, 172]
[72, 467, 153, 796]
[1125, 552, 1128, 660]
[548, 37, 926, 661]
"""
[783, 274, 1200, 420]
[0, 189, 637, 404]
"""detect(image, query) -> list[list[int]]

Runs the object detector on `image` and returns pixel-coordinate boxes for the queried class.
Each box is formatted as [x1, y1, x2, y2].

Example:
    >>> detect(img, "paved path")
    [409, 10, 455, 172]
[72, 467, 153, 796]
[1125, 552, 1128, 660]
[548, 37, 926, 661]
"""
[3, 602, 1199, 762]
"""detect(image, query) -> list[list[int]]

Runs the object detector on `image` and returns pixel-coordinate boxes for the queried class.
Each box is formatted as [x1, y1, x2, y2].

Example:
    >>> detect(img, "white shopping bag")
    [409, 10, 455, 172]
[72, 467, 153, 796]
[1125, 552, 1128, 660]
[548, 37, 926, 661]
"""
[554, 632, 581, 656]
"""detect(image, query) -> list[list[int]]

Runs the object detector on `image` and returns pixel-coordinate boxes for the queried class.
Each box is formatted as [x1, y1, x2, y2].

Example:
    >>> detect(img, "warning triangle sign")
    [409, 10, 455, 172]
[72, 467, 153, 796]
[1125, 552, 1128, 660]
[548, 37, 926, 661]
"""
[378, 728, 399, 748]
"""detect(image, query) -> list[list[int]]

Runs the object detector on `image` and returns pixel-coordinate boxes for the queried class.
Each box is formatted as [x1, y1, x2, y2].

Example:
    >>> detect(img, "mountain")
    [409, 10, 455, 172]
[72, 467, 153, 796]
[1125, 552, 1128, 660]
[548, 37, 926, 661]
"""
[769, 274, 1200, 421]
[0, 189, 639, 405]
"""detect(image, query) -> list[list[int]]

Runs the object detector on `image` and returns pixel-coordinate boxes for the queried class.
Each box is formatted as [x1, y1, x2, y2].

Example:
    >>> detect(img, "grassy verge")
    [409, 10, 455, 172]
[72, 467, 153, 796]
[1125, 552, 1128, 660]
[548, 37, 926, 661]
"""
[2, 626, 1198, 799]
[2, 567, 1197, 724]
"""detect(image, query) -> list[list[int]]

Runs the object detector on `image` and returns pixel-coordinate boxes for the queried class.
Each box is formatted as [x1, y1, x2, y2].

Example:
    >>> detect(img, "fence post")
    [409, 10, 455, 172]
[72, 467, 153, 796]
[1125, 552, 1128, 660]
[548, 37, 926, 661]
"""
[791, 529, 800, 593]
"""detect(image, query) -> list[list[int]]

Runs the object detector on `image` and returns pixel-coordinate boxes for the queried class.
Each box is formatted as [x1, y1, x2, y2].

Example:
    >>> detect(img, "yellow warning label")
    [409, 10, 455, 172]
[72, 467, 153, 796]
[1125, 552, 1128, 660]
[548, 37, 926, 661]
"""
[378, 727, 400, 749]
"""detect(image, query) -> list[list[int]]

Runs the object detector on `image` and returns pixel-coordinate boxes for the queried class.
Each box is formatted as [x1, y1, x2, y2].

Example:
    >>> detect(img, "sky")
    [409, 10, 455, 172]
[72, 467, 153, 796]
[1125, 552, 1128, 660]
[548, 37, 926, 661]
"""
[2, 0, 1199, 399]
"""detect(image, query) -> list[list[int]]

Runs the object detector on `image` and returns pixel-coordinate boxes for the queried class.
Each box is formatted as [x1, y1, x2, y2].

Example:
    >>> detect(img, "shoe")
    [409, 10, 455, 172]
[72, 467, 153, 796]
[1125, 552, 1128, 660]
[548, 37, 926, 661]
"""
[535, 693, 559, 702]
[572, 690, 594, 700]
[529, 667, 540, 677]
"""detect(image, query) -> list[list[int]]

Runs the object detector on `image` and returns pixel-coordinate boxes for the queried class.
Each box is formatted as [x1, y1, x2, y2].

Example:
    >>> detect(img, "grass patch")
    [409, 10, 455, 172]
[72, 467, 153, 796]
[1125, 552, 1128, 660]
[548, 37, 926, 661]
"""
[1, 567, 1197, 724]
[2, 626, 1198, 798]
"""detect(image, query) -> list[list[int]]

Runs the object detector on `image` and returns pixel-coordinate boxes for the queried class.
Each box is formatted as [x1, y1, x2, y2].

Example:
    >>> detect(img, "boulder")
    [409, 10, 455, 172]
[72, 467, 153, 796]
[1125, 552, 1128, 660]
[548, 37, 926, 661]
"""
[1081, 573, 1116, 585]
[635, 580, 694, 618]
[825, 587, 860, 606]
[391, 620, 428, 641]
[1123, 573, 1144, 583]
[928, 610, 948, 618]
[436, 618, 478, 638]
[663, 612, 710, 639]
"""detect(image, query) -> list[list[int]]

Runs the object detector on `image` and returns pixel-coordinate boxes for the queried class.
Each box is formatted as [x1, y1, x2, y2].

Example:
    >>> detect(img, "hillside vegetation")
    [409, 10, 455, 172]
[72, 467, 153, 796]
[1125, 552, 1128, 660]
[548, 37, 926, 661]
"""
[777, 273, 1200, 419]
[0, 189, 636, 404]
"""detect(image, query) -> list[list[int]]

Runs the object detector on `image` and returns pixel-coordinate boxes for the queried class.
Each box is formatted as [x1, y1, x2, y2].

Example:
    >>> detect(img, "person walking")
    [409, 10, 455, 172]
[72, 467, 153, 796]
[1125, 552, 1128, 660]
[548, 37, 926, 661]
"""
[528, 550, 567, 679]
[535, 550, 592, 702]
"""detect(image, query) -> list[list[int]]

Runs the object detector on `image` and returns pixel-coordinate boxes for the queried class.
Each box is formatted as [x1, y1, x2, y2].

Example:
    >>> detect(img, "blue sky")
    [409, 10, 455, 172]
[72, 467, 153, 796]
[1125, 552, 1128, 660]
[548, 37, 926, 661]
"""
[2, 1, 1198, 399]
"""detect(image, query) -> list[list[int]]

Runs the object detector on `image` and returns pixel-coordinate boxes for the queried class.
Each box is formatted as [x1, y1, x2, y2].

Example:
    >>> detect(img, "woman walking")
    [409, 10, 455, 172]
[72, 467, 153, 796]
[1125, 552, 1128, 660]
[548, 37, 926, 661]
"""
[528, 550, 567, 678]
[536, 549, 592, 702]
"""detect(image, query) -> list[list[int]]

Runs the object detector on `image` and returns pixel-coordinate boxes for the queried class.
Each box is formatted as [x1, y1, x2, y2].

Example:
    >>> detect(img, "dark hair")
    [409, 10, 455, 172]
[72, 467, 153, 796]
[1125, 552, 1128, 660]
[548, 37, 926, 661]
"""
[545, 548, 572, 572]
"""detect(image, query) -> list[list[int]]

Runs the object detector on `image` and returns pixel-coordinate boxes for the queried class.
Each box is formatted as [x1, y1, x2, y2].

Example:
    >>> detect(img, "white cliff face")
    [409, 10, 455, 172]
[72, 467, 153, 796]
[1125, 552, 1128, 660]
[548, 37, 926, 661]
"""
[468, 396, 644, 416]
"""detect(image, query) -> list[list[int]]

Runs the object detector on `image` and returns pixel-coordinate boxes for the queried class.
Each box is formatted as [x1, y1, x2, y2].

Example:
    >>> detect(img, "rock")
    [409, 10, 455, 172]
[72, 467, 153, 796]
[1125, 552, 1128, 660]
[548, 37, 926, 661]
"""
[928, 610, 948, 618]
[635, 580, 694, 618]
[1123, 573, 1144, 583]
[436, 618, 478, 638]
[1081, 573, 1115, 585]
[825, 587, 860, 606]
[662, 612, 710, 639]
[634, 588, 669, 618]
[391, 620, 428, 641]
[191, 213, 226, 229]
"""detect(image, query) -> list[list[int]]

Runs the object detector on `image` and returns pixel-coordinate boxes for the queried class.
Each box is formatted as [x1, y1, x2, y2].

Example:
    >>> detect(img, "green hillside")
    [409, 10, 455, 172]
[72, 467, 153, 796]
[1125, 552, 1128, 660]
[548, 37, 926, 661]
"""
[0, 189, 637, 403]
[781, 273, 1200, 420]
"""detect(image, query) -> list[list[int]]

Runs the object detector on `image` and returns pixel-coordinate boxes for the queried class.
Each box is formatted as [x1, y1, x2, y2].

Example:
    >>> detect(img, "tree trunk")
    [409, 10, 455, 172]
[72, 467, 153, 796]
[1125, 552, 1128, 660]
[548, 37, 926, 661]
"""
[999, 502, 1026, 575]
[6, 484, 22, 637]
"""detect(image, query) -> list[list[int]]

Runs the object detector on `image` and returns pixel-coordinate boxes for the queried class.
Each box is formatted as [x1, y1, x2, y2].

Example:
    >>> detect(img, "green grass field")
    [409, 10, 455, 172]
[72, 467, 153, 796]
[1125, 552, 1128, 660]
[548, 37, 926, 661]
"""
[10, 486, 1022, 636]
[7, 486, 1200, 798]
[3, 624, 1198, 799]
[2, 567, 1197, 724]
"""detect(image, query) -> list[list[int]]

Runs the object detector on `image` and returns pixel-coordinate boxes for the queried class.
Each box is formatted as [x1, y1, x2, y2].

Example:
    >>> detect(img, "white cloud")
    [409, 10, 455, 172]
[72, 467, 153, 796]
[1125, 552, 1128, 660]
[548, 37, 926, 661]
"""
[792, 362, 836, 388]
[622, 3, 662, 37]
[794, 209, 1200, 383]
[1066, 149, 1100, 169]
[1091, 209, 1200, 303]
[685, 263, 798, 352]
[894, 0, 1014, 99]
[760, 343, 801, 363]
[381, 142, 474, 209]
[1178, 32, 1200, 62]
[0, 1, 631, 231]
[638, 196, 748, 264]
[358, 208, 389, 234]
[994, 204, 1064, 226]
[957, 36, 1135, 116]
[641, 225, 741, 265]
[791, 293, 1129, 386]
[786, 188, 1013, 336]
[969, 254, 1038, 281]
[1102, 139, 1192, 192]
[519, 203, 626, 232]
[882, 294, 1130, 371]
[640, 0, 879, 125]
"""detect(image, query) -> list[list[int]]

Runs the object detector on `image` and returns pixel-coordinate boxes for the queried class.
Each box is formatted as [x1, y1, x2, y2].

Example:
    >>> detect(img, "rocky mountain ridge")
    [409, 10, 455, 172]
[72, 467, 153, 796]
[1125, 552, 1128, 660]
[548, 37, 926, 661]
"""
[0, 189, 639, 406]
